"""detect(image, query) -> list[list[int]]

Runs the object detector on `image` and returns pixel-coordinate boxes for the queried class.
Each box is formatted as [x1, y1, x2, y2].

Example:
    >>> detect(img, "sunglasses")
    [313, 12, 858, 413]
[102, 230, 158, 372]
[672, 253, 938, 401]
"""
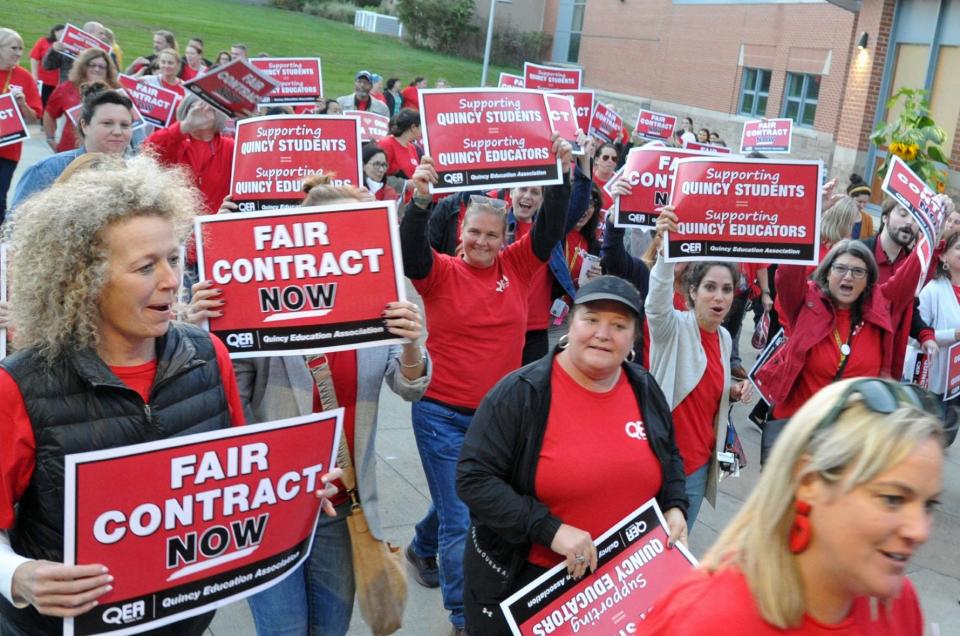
[469, 195, 508, 210]
[598, 154, 617, 161]
[816, 378, 944, 436]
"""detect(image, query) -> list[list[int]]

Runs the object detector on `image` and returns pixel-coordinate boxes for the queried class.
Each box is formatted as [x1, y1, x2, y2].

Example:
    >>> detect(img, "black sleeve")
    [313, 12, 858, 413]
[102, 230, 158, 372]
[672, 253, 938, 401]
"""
[530, 172, 571, 263]
[457, 378, 562, 548]
[399, 201, 434, 280]
[42, 47, 63, 71]
[909, 297, 931, 340]
[427, 191, 470, 256]
[562, 165, 592, 235]
[601, 219, 650, 299]
[639, 374, 689, 516]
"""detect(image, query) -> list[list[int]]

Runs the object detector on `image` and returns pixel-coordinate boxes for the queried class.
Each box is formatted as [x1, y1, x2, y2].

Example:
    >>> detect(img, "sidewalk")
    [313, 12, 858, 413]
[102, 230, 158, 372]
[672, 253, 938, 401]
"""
[10, 132, 959, 635]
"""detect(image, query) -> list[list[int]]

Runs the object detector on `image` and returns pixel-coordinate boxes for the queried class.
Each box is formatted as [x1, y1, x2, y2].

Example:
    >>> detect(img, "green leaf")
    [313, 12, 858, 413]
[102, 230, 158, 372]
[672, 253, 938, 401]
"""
[927, 146, 948, 164]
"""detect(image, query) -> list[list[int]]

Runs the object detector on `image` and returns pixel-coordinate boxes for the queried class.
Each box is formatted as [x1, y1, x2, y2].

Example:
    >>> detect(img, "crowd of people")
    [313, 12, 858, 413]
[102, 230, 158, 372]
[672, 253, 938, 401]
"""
[0, 19, 955, 636]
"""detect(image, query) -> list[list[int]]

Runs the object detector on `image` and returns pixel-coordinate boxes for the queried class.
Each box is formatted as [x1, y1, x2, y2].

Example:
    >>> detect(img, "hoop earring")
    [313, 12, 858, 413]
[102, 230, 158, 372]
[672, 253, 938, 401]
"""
[558, 334, 569, 350]
[626, 349, 636, 363]
[789, 500, 812, 554]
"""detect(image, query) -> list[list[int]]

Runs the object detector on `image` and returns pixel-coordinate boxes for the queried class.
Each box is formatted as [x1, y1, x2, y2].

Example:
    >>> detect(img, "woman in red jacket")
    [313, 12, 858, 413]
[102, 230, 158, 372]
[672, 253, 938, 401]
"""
[0, 28, 42, 223]
[754, 239, 925, 463]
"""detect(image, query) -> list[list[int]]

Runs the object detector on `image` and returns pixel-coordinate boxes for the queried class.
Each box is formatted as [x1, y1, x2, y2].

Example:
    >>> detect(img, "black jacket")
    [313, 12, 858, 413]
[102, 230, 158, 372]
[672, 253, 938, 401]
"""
[456, 348, 687, 589]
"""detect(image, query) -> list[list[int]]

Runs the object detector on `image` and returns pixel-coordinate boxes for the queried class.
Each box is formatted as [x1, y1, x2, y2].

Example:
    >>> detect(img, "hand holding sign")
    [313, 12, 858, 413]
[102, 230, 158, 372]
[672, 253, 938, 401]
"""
[382, 300, 423, 342]
[11, 561, 112, 618]
[316, 467, 342, 517]
[655, 206, 679, 238]
[411, 156, 439, 202]
[185, 280, 225, 324]
[550, 524, 597, 579]
[664, 506, 688, 548]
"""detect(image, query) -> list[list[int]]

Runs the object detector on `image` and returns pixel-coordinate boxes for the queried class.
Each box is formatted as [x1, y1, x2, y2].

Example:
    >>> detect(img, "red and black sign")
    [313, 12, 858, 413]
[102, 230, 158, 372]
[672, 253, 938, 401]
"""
[945, 344, 960, 400]
[554, 90, 593, 136]
[195, 202, 407, 358]
[250, 58, 323, 106]
[58, 23, 112, 59]
[545, 93, 582, 155]
[588, 102, 622, 145]
[749, 328, 787, 405]
[63, 411, 342, 636]
[344, 110, 390, 143]
[501, 500, 696, 636]
[523, 62, 582, 90]
[634, 109, 676, 142]
[183, 58, 279, 117]
[230, 115, 362, 211]
[739, 118, 793, 154]
[665, 157, 823, 264]
[613, 147, 704, 228]
[682, 139, 732, 154]
[118, 74, 181, 128]
[498, 73, 525, 88]
[0, 93, 29, 149]
[418, 88, 561, 194]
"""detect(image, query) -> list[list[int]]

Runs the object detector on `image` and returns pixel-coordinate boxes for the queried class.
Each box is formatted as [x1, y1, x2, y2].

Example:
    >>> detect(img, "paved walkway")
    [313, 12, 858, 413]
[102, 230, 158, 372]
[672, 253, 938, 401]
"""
[9, 130, 959, 635]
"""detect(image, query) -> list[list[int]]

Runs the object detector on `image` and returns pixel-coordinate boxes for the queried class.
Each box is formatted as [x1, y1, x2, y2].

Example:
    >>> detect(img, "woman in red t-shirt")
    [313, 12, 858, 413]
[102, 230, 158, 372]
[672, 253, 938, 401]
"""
[592, 142, 618, 216]
[458, 275, 688, 636]
[378, 108, 422, 182]
[29, 25, 64, 107]
[179, 43, 207, 82]
[401, 76, 426, 110]
[187, 175, 429, 634]
[43, 48, 120, 153]
[142, 48, 185, 99]
[640, 378, 944, 635]
[645, 209, 753, 530]
[0, 28, 43, 222]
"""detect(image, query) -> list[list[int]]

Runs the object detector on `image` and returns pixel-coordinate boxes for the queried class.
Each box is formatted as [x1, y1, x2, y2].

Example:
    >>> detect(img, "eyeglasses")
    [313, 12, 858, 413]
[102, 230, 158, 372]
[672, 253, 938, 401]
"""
[367, 161, 388, 169]
[815, 378, 944, 436]
[830, 263, 868, 279]
[87, 63, 109, 71]
[469, 195, 508, 210]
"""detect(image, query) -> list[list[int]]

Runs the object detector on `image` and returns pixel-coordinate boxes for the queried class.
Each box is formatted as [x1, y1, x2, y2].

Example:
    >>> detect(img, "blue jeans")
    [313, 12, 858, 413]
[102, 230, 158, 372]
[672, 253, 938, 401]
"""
[684, 463, 710, 532]
[248, 501, 354, 635]
[410, 399, 472, 630]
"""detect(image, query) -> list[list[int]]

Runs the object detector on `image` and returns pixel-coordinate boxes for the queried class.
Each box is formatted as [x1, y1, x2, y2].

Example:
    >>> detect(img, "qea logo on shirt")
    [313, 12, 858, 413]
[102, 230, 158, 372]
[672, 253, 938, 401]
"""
[495, 275, 510, 293]
[624, 420, 647, 441]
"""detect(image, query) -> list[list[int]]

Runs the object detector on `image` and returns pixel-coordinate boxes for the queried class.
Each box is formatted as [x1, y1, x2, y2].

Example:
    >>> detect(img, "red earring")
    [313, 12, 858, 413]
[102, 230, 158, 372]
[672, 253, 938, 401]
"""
[789, 500, 812, 554]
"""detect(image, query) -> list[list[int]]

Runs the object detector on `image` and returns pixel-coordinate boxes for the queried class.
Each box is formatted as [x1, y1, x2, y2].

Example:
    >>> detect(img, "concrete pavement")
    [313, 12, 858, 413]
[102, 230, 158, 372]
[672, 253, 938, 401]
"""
[9, 129, 959, 635]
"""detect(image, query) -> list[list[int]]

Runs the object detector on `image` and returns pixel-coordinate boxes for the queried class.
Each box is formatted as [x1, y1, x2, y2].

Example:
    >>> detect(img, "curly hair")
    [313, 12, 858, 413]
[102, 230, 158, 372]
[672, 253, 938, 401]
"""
[3, 154, 201, 362]
[67, 48, 119, 89]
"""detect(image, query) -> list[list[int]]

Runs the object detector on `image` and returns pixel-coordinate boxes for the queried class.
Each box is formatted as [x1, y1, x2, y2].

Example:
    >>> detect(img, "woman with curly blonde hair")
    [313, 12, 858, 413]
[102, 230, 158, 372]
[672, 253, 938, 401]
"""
[0, 155, 268, 635]
[640, 378, 944, 634]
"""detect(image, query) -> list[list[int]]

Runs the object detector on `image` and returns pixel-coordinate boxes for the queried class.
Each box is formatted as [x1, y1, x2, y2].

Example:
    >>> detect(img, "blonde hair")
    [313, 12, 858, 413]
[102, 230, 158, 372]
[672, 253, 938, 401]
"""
[0, 27, 22, 51]
[699, 378, 944, 628]
[301, 173, 371, 206]
[4, 154, 201, 362]
[54, 152, 126, 185]
[68, 48, 119, 89]
[820, 196, 860, 245]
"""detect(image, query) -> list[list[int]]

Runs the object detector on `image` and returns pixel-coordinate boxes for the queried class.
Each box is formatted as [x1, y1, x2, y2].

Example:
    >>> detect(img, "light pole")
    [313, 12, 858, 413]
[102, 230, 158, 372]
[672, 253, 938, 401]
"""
[480, 0, 511, 87]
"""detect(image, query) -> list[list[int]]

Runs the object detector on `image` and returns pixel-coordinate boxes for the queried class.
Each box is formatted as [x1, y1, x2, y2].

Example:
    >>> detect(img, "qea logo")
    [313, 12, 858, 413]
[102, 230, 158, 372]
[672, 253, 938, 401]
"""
[102, 600, 145, 625]
[443, 172, 465, 185]
[226, 332, 255, 349]
[679, 242, 702, 254]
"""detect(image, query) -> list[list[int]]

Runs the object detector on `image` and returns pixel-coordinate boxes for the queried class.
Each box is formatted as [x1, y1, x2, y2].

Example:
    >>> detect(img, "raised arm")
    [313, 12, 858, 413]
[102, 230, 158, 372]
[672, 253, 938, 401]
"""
[399, 157, 439, 280]
[530, 135, 574, 262]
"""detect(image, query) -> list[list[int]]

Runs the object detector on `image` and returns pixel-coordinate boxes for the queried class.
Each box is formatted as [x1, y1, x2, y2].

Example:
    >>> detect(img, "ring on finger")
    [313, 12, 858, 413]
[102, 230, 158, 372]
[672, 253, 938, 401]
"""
[575, 554, 585, 563]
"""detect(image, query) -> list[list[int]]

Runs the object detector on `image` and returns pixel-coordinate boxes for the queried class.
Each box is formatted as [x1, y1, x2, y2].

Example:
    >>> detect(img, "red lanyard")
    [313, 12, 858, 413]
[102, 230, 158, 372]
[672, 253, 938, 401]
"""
[1, 68, 13, 94]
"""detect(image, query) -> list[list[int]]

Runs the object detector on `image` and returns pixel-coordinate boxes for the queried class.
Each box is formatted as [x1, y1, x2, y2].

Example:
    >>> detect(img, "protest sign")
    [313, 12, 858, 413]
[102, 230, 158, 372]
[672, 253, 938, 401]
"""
[740, 118, 793, 153]
[683, 139, 732, 154]
[664, 157, 823, 264]
[613, 147, 703, 228]
[195, 202, 406, 358]
[118, 74, 181, 128]
[344, 110, 390, 143]
[501, 500, 696, 636]
[523, 62, 582, 90]
[545, 93, 582, 155]
[230, 115, 362, 211]
[183, 58, 279, 117]
[66, 89, 146, 131]
[634, 109, 676, 142]
[555, 90, 593, 135]
[589, 102, 622, 144]
[945, 343, 960, 401]
[498, 73, 526, 88]
[0, 93, 29, 149]
[58, 24, 112, 59]
[250, 58, 323, 106]
[418, 88, 561, 193]
[63, 411, 342, 636]
[749, 328, 787, 405]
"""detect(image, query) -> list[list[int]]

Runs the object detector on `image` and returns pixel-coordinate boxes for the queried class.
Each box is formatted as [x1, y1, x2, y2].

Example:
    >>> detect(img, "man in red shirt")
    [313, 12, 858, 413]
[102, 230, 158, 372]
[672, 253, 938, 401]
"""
[336, 70, 389, 116]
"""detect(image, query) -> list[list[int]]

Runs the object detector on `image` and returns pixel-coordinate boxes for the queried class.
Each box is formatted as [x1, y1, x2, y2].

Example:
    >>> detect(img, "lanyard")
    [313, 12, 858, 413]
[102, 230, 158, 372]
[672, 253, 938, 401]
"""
[1, 68, 13, 94]
[832, 320, 858, 380]
[565, 241, 582, 274]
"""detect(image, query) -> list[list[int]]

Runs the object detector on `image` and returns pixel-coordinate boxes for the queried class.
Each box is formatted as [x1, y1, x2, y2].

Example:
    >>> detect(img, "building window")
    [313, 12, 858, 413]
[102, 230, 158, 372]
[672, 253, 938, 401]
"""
[567, 0, 587, 63]
[738, 68, 771, 117]
[782, 72, 820, 127]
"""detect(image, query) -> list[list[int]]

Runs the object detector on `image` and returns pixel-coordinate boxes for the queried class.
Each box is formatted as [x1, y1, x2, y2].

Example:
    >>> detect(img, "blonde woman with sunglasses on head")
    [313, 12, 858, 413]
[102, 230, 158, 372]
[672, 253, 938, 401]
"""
[641, 378, 944, 635]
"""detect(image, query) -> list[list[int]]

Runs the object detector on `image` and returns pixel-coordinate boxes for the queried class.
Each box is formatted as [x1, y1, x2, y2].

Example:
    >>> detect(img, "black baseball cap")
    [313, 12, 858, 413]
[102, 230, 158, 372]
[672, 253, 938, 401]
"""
[574, 276, 642, 316]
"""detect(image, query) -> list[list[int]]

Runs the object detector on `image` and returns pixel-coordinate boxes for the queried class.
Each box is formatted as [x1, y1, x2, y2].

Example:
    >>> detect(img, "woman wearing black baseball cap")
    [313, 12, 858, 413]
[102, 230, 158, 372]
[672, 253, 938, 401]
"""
[456, 275, 688, 635]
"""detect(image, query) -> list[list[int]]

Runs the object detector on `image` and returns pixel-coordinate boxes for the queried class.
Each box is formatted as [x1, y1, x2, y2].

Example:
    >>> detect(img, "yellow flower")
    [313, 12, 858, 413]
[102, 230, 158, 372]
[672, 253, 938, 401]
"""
[889, 142, 904, 157]
[905, 144, 920, 161]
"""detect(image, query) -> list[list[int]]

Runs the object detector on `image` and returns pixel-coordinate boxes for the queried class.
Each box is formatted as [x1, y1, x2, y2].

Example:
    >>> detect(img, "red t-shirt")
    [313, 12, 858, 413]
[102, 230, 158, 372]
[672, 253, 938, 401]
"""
[45, 81, 82, 152]
[312, 351, 358, 507]
[872, 238, 908, 285]
[593, 173, 614, 211]
[638, 566, 923, 635]
[0, 334, 246, 528]
[564, 231, 590, 285]
[528, 360, 662, 567]
[0, 66, 43, 162]
[774, 308, 884, 419]
[179, 65, 203, 82]
[671, 328, 724, 475]
[30, 38, 59, 86]
[160, 78, 185, 98]
[516, 221, 553, 331]
[414, 233, 544, 408]
[400, 85, 419, 110]
[378, 135, 420, 179]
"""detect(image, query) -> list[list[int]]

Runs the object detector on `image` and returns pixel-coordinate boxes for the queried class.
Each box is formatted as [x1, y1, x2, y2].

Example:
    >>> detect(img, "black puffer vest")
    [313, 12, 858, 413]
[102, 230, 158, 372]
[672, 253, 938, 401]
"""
[0, 322, 231, 635]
